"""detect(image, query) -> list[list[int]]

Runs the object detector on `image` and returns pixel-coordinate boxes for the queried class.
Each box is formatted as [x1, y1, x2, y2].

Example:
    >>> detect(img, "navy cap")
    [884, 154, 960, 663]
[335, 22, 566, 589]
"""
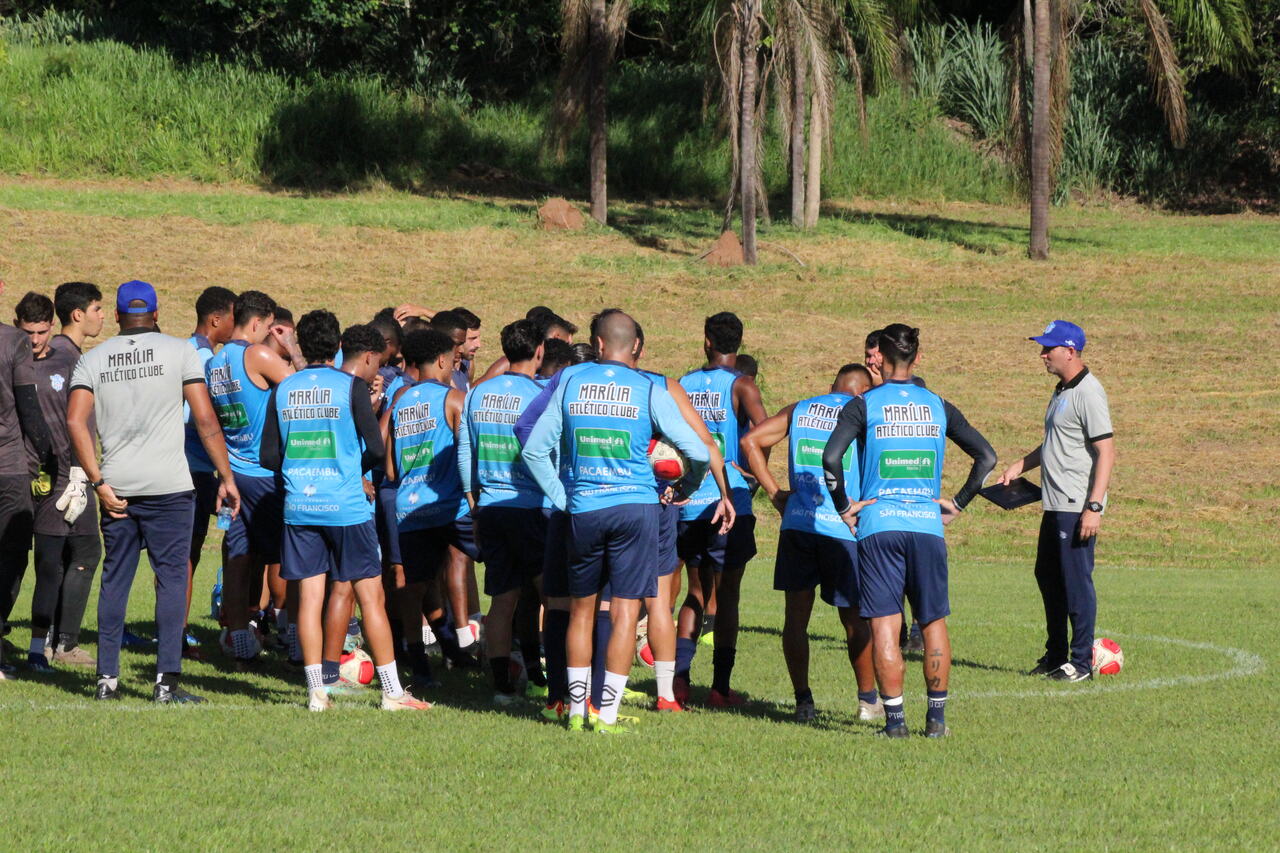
[1030, 320, 1086, 351]
[116, 280, 158, 313]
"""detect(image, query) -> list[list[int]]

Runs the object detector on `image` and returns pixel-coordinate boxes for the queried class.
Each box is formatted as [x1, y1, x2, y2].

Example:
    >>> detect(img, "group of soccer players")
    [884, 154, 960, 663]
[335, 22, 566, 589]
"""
[1, 279, 998, 736]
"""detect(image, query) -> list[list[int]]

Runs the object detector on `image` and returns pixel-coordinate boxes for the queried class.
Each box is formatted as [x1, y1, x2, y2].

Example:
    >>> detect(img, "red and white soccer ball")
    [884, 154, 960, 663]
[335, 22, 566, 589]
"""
[1092, 637, 1124, 676]
[648, 437, 687, 481]
[339, 648, 375, 686]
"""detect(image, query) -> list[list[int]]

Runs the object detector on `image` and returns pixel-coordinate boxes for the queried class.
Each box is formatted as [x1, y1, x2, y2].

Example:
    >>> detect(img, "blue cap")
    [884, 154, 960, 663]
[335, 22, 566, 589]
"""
[116, 280, 158, 313]
[1030, 320, 1086, 351]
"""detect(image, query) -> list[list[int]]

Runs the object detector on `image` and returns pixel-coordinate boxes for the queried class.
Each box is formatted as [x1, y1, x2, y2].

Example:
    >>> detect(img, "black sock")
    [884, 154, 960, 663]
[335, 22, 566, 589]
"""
[711, 647, 736, 694]
[590, 611, 612, 708]
[490, 656, 513, 693]
[795, 686, 813, 704]
[431, 618, 463, 659]
[543, 609, 570, 704]
[882, 693, 906, 729]
[406, 640, 432, 680]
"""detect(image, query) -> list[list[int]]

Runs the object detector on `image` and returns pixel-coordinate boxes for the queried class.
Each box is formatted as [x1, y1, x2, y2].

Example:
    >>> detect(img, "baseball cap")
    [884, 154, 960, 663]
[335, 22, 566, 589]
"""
[116, 280, 158, 313]
[1030, 320, 1086, 351]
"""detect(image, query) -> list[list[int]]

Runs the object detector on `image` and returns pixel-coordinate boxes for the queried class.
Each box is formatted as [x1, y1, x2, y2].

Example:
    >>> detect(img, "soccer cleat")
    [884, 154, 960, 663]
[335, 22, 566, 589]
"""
[121, 629, 152, 648]
[795, 697, 817, 723]
[621, 686, 647, 705]
[308, 688, 334, 712]
[593, 719, 636, 735]
[707, 688, 747, 709]
[381, 691, 432, 711]
[588, 703, 639, 725]
[95, 680, 119, 701]
[525, 682, 549, 700]
[877, 724, 910, 739]
[858, 698, 886, 721]
[905, 623, 924, 654]
[698, 630, 715, 648]
[154, 677, 206, 704]
[1027, 657, 1062, 676]
[411, 672, 442, 691]
[0, 663, 13, 681]
[672, 675, 691, 705]
[493, 691, 522, 707]
[343, 633, 363, 654]
[655, 697, 684, 712]
[26, 653, 55, 674]
[541, 701, 567, 722]
[324, 676, 366, 697]
[444, 651, 481, 670]
[567, 713, 587, 732]
[1047, 662, 1092, 682]
[54, 645, 96, 669]
[924, 719, 951, 738]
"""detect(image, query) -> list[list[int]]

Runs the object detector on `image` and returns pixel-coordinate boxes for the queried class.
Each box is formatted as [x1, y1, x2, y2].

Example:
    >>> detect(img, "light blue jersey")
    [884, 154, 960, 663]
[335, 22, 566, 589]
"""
[206, 340, 274, 478]
[522, 360, 709, 514]
[678, 366, 752, 520]
[459, 372, 544, 509]
[856, 381, 948, 539]
[782, 392, 856, 541]
[390, 379, 466, 531]
[184, 334, 215, 473]
[274, 366, 373, 526]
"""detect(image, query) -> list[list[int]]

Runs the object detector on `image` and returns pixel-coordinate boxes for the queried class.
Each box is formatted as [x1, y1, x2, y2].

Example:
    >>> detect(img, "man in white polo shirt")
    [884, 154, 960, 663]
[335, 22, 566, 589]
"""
[66, 280, 241, 703]
[999, 320, 1116, 683]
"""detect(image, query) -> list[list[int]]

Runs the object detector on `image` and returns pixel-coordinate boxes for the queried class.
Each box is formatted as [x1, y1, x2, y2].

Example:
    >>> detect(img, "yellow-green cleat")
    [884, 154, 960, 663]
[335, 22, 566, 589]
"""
[567, 713, 587, 732]
[526, 682, 549, 700]
[593, 718, 637, 735]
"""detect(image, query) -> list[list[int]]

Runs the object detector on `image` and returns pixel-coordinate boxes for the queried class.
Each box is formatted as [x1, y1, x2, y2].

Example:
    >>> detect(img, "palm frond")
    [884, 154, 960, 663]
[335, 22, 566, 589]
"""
[1161, 0, 1252, 74]
[1137, 0, 1188, 147]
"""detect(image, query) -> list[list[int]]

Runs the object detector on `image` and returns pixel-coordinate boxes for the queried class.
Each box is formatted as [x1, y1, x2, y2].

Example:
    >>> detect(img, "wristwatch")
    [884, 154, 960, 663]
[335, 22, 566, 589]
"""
[1085, 501, 1104, 513]
[89, 478, 105, 489]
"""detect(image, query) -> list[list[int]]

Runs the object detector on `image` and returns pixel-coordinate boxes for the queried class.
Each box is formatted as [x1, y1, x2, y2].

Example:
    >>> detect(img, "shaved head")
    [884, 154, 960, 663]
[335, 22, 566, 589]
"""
[593, 309, 638, 359]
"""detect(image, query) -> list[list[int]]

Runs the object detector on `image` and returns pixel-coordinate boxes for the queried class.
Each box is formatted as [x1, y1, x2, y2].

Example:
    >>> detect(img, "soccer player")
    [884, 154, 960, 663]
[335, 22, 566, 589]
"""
[522, 310, 710, 733]
[999, 320, 1116, 683]
[260, 314, 428, 711]
[183, 285, 236, 655]
[48, 281, 105, 359]
[740, 362, 881, 722]
[452, 306, 482, 383]
[13, 292, 98, 673]
[475, 307, 577, 384]
[67, 280, 241, 702]
[205, 290, 303, 667]
[674, 311, 767, 707]
[384, 327, 478, 686]
[822, 324, 995, 737]
[457, 319, 548, 703]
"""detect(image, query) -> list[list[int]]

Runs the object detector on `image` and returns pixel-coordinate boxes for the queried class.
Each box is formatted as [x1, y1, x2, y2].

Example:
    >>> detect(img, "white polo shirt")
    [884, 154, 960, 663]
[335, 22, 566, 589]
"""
[1041, 367, 1113, 513]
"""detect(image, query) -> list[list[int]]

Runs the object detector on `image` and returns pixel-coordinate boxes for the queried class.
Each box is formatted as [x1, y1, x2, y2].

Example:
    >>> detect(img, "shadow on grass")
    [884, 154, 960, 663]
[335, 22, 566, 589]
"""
[826, 208, 1100, 254]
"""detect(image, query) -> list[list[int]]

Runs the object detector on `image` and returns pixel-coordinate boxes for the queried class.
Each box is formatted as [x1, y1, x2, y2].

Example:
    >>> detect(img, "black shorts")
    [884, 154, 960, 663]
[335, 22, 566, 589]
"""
[375, 482, 401, 567]
[281, 521, 381, 583]
[569, 503, 659, 600]
[542, 508, 570, 598]
[657, 501, 680, 578]
[224, 473, 284, 562]
[0, 474, 33, 553]
[774, 528, 858, 609]
[191, 470, 220, 519]
[477, 505, 546, 596]
[400, 515, 476, 584]
[677, 514, 757, 573]
[857, 530, 949, 624]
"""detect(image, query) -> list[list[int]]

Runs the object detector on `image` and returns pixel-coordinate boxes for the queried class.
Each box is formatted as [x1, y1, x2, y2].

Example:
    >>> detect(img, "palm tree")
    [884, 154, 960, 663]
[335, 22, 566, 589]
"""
[1013, 0, 1252, 258]
[549, 0, 631, 225]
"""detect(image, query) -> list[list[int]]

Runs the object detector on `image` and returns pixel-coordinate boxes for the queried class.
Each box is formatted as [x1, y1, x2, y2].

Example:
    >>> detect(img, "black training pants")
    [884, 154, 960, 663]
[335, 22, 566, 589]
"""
[0, 474, 34, 634]
[31, 533, 101, 648]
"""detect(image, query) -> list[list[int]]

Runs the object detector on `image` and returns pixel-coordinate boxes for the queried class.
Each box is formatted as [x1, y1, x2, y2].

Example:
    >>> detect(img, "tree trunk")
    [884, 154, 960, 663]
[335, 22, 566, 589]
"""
[804, 90, 822, 228]
[1028, 0, 1052, 259]
[790, 45, 806, 228]
[588, 0, 608, 225]
[740, 0, 761, 264]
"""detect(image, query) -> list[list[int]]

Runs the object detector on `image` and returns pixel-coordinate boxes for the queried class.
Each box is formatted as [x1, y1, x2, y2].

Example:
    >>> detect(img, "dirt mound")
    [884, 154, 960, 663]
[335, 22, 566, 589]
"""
[703, 230, 744, 266]
[537, 198, 585, 230]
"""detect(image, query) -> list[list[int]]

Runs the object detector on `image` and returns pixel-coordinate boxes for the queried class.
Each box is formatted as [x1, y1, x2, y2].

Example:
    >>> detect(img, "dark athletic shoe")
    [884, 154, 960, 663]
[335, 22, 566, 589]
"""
[1046, 662, 1092, 683]
[26, 653, 55, 674]
[95, 680, 120, 701]
[154, 676, 206, 704]
[877, 724, 910, 739]
[924, 719, 951, 738]
[1027, 657, 1061, 676]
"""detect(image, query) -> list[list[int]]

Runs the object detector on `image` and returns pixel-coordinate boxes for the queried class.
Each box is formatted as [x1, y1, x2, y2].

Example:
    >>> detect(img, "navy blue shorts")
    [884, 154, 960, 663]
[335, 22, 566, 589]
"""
[224, 473, 283, 562]
[191, 470, 220, 519]
[375, 482, 401, 566]
[542, 508, 570, 598]
[774, 528, 858, 609]
[280, 520, 381, 582]
[677, 513, 757, 573]
[857, 530, 949, 624]
[657, 501, 680, 578]
[399, 514, 475, 584]
[477, 505, 546, 596]
[569, 503, 659, 600]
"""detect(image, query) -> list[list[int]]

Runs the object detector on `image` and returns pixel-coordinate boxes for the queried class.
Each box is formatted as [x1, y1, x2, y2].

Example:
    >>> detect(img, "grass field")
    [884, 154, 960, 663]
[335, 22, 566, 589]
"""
[1, 178, 1278, 849]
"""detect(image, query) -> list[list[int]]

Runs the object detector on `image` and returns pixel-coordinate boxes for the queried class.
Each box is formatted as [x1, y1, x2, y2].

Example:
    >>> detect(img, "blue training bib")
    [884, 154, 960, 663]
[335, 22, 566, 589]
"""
[206, 340, 274, 478]
[678, 366, 751, 520]
[465, 373, 545, 509]
[391, 379, 466, 530]
[857, 381, 948, 539]
[783, 392, 857, 541]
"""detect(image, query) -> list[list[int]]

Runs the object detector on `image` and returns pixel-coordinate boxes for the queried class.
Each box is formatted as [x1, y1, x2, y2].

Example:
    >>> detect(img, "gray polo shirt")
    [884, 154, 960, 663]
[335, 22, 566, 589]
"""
[1041, 367, 1113, 513]
[70, 327, 206, 497]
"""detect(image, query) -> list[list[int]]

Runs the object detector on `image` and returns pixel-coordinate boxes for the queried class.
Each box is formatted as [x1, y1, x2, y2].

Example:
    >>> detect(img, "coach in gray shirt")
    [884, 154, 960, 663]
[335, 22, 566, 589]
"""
[67, 280, 241, 703]
[999, 320, 1116, 683]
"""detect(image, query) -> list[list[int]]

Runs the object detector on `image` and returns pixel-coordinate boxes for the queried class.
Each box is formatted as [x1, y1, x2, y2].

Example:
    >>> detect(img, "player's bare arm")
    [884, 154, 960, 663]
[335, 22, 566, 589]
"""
[740, 404, 794, 514]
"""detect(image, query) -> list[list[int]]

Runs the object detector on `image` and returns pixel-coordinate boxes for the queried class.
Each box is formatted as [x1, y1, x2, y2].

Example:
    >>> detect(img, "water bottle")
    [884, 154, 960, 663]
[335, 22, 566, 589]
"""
[209, 567, 223, 620]
[215, 506, 233, 530]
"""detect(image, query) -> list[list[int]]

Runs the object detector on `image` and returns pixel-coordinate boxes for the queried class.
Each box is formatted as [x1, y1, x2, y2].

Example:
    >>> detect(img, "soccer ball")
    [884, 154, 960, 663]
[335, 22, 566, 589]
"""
[339, 648, 375, 686]
[1092, 637, 1124, 675]
[648, 437, 687, 481]
[218, 627, 264, 659]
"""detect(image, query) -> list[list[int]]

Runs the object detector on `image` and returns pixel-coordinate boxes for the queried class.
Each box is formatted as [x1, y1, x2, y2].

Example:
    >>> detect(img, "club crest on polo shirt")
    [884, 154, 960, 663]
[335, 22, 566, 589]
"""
[50, 373, 64, 392]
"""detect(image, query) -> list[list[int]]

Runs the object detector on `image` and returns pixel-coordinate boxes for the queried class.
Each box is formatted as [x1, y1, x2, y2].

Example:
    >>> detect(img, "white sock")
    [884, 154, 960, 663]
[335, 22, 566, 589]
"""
[29, 636, 46, 656]
[599, 670, 629, 725]
[655, 660, 676, 702]
[376, 663, 404, 699]
[286, 624, 299, 660]
[567, 666, 590, 718]
[231, 628, 253, 659]
[304, 664, 323, 692]
[456, 623, 476, 649]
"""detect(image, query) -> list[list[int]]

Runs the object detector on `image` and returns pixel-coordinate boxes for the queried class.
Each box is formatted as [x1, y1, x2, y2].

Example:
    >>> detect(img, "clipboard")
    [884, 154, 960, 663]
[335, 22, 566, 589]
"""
[979, 477, 1042, 510]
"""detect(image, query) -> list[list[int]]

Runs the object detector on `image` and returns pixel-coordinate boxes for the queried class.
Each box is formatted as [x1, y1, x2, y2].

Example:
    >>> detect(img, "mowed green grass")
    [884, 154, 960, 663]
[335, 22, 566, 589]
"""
[1, 180, 1278, 849]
